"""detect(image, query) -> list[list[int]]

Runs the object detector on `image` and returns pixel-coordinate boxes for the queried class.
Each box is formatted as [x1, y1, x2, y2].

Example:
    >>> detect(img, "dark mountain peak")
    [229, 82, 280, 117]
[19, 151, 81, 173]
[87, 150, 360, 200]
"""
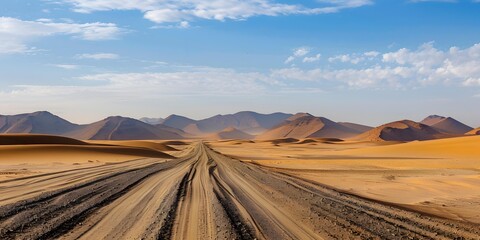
[287, 112, 313, 121]
[31, 111, 54, 116]
[425, 114, 445, 119]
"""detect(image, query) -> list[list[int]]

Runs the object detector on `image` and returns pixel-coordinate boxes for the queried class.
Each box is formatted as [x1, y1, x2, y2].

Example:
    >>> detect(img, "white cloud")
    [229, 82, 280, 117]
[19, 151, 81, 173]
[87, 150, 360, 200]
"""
[364, 51, 380, 57]
[284, 56, 295, 64]
[328, 54, 364, 64]
[179, 21, 191, 28]
[151, 21, 191, 29]
[382, 42, 444, 67]
[277, 42, 480, 88]
[77, 68, 279, 95]
[76, 53, 119, 60]
[463, 78, 480, 86]
[52, 64, 79, 69]
[303, 54, 321, 63]
[4, 42, 480, 101]
[293, 47, 310, 57]
[285, 47, 311, 64]
[0, 17, 123, 54]
[56, 0, 373, 24]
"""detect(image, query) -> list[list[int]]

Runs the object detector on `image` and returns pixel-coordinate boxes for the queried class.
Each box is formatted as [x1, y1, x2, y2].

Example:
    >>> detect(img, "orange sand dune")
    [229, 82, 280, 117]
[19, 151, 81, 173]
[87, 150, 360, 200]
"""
[0, 144, 172, 164]
[466, 127, 480, 135]
[257, 114, 360, 139]
[0, 134, 87, 145]
[352, 120, 450, 142]
[88, 140, 179, 151]
[0, 134, 174, 181]
[421, 115, 473, 134]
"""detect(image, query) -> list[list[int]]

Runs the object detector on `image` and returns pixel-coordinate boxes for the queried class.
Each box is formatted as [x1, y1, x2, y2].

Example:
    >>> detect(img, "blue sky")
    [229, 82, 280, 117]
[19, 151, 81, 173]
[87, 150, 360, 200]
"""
[0, 0, 479, 126]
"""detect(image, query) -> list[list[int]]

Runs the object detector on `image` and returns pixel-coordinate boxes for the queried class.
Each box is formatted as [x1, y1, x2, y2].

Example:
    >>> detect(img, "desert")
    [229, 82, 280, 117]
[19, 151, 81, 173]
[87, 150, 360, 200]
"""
[0, 111, 479, 239]
[2, 2, 480, 239]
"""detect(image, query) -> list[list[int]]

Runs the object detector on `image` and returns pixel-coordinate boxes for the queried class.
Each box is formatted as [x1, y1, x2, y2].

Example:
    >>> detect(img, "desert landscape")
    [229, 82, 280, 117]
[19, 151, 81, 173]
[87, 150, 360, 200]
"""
[0, 111, 479, 239]
[2, 1, 480, 239]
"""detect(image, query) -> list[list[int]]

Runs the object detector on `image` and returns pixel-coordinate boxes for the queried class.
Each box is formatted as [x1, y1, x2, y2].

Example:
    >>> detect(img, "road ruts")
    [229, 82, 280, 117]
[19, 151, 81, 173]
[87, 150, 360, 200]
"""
[0, 142, 478, 240]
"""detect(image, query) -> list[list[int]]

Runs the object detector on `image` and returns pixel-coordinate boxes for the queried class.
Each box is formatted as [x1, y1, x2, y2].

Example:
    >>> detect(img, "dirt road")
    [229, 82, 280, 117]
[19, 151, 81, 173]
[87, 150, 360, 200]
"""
[0, 142, 478, 239]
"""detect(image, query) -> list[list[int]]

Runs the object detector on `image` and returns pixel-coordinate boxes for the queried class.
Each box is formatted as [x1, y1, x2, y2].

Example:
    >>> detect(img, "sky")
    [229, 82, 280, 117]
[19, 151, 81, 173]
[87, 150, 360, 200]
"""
[0, 0, 479, 126]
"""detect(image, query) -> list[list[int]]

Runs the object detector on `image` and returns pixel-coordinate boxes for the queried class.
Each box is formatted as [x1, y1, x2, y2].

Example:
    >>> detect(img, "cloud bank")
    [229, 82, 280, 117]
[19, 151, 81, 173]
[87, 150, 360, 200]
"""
[0, 17, 122, 54]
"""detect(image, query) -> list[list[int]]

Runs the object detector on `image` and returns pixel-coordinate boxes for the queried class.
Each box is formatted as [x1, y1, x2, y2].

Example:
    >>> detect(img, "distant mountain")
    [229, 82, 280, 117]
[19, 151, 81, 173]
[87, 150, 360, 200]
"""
[466, 127, 480, 135]
[0, 112, 183, 140]
[0, 111, 79, 135]
[3, 111, 474, 141]
[286, 112, 313, 121]
[420, 115, 472, 135]
[183, 111, 292, 135]
[205, 127, 254, 140]
[256, 114, 361, 139]
[162, 115, 197, 130]
[139, 117, 164, 125]
[337, 122, 373, 133]
[352, 120, 449, 142]
[66, 116, 183, 140]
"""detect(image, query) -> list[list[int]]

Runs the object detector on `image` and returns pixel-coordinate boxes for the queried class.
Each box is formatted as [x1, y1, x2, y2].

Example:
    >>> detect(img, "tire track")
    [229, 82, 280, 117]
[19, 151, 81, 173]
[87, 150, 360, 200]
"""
[0, 158, 185, 240]
[205, 143, 480, 240]
[0, 142, 478, 240]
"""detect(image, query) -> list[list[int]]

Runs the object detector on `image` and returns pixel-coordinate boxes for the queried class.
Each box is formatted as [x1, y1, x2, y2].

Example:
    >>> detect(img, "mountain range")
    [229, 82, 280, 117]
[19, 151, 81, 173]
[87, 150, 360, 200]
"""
[0, 111, 476, 141]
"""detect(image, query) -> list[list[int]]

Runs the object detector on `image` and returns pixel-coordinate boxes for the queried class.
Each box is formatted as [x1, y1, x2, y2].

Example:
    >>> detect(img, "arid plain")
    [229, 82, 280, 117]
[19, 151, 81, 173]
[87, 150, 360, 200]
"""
[0, 111, 479, 239]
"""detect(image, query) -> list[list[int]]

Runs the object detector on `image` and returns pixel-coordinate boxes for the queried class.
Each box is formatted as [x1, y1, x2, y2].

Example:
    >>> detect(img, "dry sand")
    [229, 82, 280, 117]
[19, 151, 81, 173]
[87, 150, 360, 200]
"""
[209, 136, 480, 224]
[0, 135, 173, 181]
[0, 135, 479, 239]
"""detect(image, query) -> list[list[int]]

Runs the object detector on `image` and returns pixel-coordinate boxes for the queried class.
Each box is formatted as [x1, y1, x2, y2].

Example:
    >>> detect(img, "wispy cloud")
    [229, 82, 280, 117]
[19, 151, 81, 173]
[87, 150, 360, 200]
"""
[0, 17, 123, 54]
[76, 53, 119, 60]
[303, 54, 321, 63]
[328, 54, 365, 64]
[285, 47, 311, 64]
[55, 0, 373, 24]
[3, 42, 480, 102]
[51, 64, 80, 70]
[151, 21, 191, 29]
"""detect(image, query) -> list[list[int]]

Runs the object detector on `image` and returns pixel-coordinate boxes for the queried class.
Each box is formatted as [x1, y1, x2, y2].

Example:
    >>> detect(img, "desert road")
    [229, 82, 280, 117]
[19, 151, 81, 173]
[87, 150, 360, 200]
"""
[0, 142, 479, 240]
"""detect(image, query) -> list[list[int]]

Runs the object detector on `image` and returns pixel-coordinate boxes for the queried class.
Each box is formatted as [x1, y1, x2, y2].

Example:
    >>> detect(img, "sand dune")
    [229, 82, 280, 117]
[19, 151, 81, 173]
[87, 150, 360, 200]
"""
[466, 127, 480, 135]
[88, 140, 179, 151]
[0, 134, 87, 145]
[352, 119, 450, 141]
[0, 134, 173, 165]
[421, 115, 472, 134]
[257, 114, 362, 139]
[263, 138, 299, 144]
[285, 112, 312, 121]
[0, 144, 172, 164]
[204, 127, 254, 140]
